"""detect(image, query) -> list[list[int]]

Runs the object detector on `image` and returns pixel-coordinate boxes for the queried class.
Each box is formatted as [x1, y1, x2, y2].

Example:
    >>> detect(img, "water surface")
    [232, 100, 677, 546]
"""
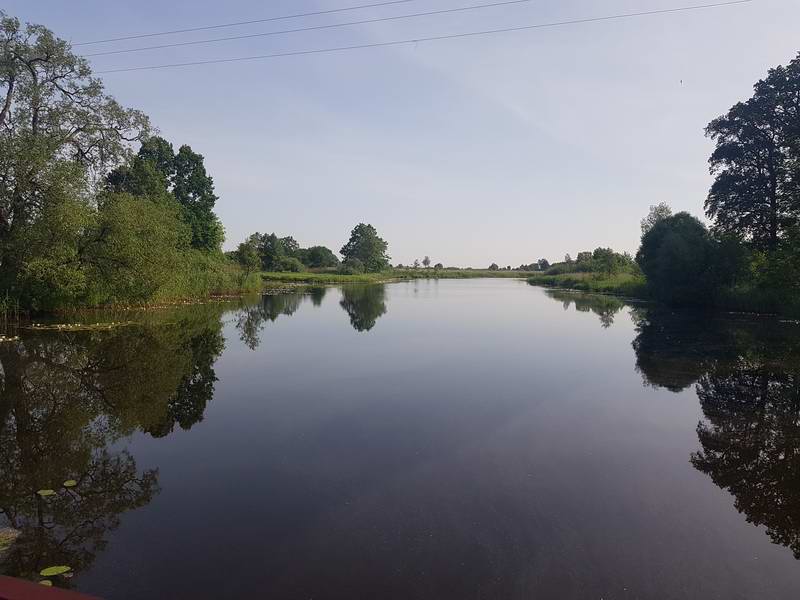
[2, 280, 800, 599]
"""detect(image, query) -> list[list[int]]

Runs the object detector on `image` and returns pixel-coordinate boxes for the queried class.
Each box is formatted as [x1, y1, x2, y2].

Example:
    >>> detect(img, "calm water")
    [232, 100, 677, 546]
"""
[2, 279, 800, 599]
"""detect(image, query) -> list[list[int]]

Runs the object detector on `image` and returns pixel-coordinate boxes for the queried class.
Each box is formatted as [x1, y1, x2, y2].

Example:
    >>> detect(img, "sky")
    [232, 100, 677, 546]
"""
[5, 0, 799, 266]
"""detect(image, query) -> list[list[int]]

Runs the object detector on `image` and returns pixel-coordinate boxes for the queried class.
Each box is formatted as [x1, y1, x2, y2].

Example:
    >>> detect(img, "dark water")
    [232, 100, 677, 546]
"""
[2, 280, 800, 599]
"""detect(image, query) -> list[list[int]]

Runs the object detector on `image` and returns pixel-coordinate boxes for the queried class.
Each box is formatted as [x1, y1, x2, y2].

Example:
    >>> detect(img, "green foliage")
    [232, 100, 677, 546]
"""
[276, 256, 305, 272]
[705, 53, 800, 249]
[300, 245, 339, 268]
[488, 263, 500, 271]
[0, 16, 247, 311]
[85, 194, 190, 304]
[636, 213, 745, 305]
[338, 257, 365, 275]
[529, 271, 648, 298]
[232, 238, 261, 287]
[173, 145, 224, 252]
[340, 223, 390, 272]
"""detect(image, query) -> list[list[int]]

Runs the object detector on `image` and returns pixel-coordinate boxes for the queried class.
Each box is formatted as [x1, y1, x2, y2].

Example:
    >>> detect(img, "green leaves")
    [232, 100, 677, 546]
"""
[63, 480, 78, 488]
[36, 489, 56, 497]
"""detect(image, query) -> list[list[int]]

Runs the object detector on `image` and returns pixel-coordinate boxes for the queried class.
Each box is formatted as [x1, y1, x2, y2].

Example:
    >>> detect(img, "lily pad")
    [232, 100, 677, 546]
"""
[40, 565, 71, 577]
[36, 489, 56, 497]
[63, 480, 78, 488]
[39, 580, 53, 587]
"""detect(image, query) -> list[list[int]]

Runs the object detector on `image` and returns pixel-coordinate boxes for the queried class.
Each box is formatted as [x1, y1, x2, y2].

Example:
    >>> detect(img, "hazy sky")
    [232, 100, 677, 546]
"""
[5, 0, 799, 265]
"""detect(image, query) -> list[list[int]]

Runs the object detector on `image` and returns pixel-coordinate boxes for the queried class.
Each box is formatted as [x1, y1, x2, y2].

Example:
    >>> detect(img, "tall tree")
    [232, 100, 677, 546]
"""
[340, 223, 390, 272]
[0, 12, 149, 283]
[705, 53, 800, 249]
[173, 145, 223, 252]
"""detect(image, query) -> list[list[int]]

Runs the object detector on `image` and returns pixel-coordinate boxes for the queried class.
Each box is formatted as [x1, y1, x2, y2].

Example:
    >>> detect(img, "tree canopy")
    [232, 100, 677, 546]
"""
[340, 223, 390, 272]
[705, 53, 800, 249]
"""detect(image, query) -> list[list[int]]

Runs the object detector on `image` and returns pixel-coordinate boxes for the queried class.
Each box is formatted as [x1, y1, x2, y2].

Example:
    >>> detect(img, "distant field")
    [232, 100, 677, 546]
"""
[261, 269, 538, 284]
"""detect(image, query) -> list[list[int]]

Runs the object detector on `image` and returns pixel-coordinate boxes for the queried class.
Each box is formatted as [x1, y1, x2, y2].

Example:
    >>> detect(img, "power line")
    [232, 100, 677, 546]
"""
[74, 0, 420, 46]
[84, 0, 536, 58]
[97, 0, 754, 74]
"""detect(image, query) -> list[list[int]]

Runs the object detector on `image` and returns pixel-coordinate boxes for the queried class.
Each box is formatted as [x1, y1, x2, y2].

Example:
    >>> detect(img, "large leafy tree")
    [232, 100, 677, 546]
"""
[172, 145, 223, 252]
[0, 12, 149, 285]
[705, 53, 800, 249]
[340, 223, 389, 272]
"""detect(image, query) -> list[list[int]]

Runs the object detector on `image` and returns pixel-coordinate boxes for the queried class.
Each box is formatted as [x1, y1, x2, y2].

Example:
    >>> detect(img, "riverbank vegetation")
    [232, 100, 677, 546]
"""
[529, 52, 800, 316]
[0, 14, 256, 313]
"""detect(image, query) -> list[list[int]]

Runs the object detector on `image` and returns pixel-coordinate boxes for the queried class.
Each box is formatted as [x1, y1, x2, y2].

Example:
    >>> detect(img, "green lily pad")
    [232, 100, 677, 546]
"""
[39, 580, 53, 587]
[36, 489, 56, 497]
[63, 480, 77, 488]
[40, 565, 71, 577]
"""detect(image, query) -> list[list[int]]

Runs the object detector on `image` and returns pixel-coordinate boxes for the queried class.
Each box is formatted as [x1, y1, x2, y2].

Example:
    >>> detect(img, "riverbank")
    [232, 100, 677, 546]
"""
[261, 269, 538, 284]
[526, 272, 649, 299]
[527, 271, 800, 318]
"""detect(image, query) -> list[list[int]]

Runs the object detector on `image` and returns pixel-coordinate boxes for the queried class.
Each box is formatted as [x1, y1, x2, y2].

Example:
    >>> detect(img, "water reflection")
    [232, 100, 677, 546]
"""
[545, 289, 625, 328]
[339, 285, 387, 332]
[628, 305, 800, 558]
[235, 285, 387, 349]
[539, 291, 800, 560]
[0, 306, 226, 587]
[235, 291, 307, 350]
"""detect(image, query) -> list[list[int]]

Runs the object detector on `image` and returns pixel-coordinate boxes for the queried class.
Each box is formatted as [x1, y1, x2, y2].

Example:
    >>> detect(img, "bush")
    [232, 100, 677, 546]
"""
[338, 257, 366, 275]
[636, 212, 745, 305]
[275, 256, 306, 272]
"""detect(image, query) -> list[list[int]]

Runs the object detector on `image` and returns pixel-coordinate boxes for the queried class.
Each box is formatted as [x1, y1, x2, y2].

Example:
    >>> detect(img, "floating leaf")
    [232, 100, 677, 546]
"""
[39, 580, 53, 587]
[40, 566, 71, 577]
[63, 480, 77, 488]
[36, 489, 56, 497]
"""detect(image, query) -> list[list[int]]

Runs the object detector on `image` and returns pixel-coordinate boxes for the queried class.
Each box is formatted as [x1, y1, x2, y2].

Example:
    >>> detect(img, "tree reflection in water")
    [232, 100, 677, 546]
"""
[235, 285, 386, 349]
[630, 307, 800, 558]
[0, 305, 226, 587]
[545, 289, 626, 328]
[339, 285, 387, 332]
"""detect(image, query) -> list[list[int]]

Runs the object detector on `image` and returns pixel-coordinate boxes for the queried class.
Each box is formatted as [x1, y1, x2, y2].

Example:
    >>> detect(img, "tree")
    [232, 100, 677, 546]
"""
[256, 233, 285, 271]
[0, 12, 149, 288]
[413, 259, 420, 269]
[576, 251, 593, 264]
[705, 53, 800, 249]
[641, 203, 673, 235]
[422, 256, 431, 268]
[434, 262, 443, 270]
[233, 238, 261, 287]
[340, 223, 390, 272]
[172, 145, 223, 252]
[488, 263, 500, 271]
[636, 212, 743, 305]
[591, 248, 619, 276]
[564, 253, 573, 264]
[303, 246, 339, 268]
[537, 258, 550, 271]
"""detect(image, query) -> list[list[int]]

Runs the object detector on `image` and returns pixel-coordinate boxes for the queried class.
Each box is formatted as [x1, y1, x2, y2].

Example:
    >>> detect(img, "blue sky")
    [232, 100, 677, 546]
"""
[6, 0, 799, 266]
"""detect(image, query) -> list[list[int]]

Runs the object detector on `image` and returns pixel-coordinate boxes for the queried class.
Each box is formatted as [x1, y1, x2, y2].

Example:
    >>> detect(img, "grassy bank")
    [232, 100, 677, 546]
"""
[527, 272, 649, 299]
[262, 269, 538, 284]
